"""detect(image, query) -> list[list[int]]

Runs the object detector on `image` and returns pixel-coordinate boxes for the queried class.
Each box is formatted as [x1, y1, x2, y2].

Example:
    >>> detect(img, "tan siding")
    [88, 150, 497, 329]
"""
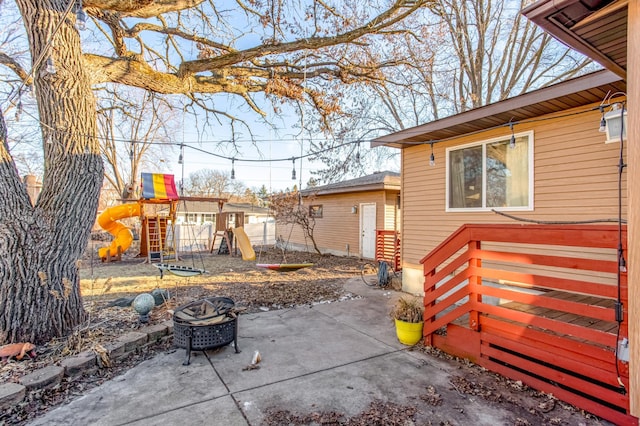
[402, 104, 627, 270]
[383, 190, 399, 231]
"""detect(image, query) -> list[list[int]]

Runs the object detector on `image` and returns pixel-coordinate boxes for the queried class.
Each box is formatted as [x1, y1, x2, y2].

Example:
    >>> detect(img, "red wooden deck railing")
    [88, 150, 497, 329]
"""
[376, 230, 401, 271]
[420, 224, 635, 425]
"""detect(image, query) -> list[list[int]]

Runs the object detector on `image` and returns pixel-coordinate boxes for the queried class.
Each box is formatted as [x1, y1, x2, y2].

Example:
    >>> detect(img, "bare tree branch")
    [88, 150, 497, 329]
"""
[85, 0, 206, 18]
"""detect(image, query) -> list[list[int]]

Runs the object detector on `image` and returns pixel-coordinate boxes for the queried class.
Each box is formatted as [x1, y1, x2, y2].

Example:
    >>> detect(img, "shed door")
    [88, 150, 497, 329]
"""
[360, 203, 376, 259]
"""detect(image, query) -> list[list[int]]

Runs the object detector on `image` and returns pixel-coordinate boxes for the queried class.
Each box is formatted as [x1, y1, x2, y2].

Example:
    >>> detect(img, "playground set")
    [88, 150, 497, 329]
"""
[97, 173, 258, 276]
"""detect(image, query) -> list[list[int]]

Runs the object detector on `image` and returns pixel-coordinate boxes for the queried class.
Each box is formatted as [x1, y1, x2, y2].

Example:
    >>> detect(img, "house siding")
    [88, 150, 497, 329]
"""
[383, 190, 400, 231]
[401, 104, 627, 293]
[277, 189, 399, 257]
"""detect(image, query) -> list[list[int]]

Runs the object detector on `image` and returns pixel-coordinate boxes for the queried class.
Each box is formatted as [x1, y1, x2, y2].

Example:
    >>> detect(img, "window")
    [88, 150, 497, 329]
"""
[446, 131, 533, 211]
[309, 205, 323, 218]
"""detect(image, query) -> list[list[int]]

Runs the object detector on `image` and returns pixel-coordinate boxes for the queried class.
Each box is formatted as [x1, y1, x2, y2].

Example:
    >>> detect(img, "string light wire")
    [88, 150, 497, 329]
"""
[6, 93, 624, 166]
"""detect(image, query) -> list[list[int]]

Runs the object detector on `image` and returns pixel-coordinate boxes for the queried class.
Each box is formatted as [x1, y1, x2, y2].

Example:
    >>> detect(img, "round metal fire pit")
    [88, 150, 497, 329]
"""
[173, 296, 240, 365]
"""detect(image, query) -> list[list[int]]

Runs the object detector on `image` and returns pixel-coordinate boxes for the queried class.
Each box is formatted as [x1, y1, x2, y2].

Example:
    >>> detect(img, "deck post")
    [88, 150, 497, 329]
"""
[628, 0, 640, 415]
[468, 240, 481, 332]
[424, 267, 436, 346]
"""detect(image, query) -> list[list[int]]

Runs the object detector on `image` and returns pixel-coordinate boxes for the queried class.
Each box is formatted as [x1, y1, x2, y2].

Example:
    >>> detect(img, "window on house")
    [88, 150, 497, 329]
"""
[201, 214, 214, 223]
[447, 131, 533, 211]
[309, 205, 323, 218]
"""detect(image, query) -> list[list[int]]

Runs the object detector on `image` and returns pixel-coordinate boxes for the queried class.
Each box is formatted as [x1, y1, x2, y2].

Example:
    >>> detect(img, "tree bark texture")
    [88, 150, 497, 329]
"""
[0, 0, 103, 344]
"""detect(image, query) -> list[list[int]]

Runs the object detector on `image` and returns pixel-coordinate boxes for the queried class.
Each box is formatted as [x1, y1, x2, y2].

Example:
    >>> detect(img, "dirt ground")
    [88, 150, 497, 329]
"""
[79, 244, 364, 311]
[1, 245, 610, 425]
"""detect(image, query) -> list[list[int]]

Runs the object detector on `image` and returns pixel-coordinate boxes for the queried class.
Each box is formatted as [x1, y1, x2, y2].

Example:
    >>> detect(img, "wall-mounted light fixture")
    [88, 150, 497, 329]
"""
[604, 105, 627, 143]
[351, 206, 357, 214]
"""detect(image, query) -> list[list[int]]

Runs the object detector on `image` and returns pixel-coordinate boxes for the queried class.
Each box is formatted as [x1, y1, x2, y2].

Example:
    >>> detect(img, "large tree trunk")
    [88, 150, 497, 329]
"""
[0, 0, 103, 344]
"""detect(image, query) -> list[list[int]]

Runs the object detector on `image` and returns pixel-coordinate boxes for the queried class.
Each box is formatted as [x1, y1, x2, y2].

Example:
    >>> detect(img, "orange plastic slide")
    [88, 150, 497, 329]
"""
[97, 204, 141, 259]
[233, 227, 256, 261]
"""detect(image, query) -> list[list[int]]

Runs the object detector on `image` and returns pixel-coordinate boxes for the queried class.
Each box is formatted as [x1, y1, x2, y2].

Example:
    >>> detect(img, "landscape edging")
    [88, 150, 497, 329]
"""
[0, 320, 174, 410]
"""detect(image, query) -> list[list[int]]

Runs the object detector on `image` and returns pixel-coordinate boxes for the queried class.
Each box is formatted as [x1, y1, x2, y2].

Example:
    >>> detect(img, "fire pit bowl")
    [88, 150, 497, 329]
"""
[173, 296, 240, 365]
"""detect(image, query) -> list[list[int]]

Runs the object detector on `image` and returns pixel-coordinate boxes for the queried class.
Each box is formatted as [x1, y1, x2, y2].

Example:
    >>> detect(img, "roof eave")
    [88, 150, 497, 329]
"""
[522, 0, 627, 79]
[371, 69, 622, 147]
[303, 182, 400, 196]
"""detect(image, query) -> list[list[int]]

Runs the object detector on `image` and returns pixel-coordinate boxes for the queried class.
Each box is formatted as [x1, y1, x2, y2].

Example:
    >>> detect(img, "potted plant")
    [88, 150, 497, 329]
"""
[390, 297, 424, 345]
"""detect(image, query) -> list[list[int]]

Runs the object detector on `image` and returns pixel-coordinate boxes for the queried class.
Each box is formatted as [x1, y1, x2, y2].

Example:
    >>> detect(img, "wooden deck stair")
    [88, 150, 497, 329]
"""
[421, 224, 636, 425]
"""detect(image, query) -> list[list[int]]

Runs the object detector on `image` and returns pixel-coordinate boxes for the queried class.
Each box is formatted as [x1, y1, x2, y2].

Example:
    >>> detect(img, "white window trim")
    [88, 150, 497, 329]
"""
[445, 130, 534, 212]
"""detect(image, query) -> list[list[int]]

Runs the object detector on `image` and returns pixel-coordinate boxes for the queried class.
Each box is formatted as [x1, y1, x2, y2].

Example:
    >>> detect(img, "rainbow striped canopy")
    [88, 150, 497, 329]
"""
[141, 173, 179, 200]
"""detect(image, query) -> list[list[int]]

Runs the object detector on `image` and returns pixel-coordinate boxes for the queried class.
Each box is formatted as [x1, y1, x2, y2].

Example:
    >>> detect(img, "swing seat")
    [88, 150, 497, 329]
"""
[256, 263, 314, 271]
[153, 263, 206, 278]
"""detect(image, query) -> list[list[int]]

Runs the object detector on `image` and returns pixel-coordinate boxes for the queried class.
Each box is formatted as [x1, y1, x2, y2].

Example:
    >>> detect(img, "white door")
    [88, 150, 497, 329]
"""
[360, 203, 376, 259]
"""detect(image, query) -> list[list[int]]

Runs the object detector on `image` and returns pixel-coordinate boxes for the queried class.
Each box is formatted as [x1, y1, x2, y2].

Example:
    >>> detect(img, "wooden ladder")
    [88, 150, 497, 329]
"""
[146, 216, 164, 263]
[210, 230, 233, 255]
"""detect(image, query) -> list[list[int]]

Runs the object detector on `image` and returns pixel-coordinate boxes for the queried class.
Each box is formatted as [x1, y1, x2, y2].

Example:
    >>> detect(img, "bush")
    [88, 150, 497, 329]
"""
[390, 297, 423, 323]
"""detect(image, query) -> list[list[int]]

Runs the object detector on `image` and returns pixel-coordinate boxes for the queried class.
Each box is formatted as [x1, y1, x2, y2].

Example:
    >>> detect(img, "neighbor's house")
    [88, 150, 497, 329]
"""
[175, 201, 275, 249]
[23, 174, 42, 205]
[374, 70, 634, 423]
[277, 171, 400, 260]
[176, 201, 272, 225]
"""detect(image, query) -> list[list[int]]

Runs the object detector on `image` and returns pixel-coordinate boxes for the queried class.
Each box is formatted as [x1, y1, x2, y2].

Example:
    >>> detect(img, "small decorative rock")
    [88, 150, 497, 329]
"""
[151, 288, 170, 306]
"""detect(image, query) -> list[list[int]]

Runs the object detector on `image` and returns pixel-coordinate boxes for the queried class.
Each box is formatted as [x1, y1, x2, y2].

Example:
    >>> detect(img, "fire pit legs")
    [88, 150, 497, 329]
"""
[184, 334, 192, 366]
[233, 318, 239, 354]
[181, 326, 240, 366]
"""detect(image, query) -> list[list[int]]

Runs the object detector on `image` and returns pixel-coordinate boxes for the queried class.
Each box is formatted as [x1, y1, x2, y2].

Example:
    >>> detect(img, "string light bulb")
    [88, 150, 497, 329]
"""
[620, 253, 627, 273]
[178, 144, 184, 164]
[231, 158, 235, 180]
[599, 106, 607, 132]
[291, 157, 297, 180]
[429, 143, 435, 167]
[45, 57, 56, 74]
[15, 100, 22, 122]
[76, 3, 87, 31]
[355, 142, 361, 162]
[509, 122, 516, 149]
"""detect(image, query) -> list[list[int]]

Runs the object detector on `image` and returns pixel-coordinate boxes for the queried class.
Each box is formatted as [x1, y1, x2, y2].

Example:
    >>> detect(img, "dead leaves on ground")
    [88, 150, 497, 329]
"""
[263, 400, 417, 426]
